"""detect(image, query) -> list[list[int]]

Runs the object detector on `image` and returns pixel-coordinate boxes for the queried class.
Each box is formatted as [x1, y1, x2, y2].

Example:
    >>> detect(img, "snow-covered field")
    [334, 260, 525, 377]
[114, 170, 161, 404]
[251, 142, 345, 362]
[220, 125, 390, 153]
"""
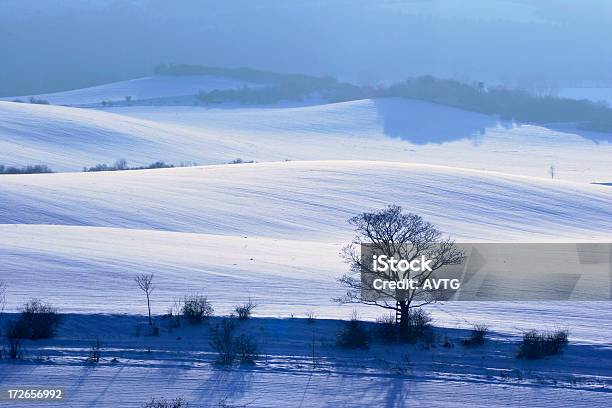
[1, 98, 612, 182]
[1, 161, 612, 241]
[1, 77, 611, 407]
[1, 314, 610, 407]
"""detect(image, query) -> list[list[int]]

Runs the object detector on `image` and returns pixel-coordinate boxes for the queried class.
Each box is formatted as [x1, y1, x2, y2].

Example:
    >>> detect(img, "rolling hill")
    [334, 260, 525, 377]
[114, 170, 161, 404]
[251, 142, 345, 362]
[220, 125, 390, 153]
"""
[1, 98, 611, 182]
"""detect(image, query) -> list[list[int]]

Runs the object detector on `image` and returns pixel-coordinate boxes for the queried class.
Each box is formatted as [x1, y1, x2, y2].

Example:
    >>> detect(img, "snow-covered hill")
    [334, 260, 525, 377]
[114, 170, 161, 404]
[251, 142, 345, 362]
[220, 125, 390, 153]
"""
[4, 75, 256, 107]
[1, 98, 611, 182]
[1, 223, 610, 346]
[2, 81, 612, 406]
[1, 161, 611, 342]
[1, 161, 611, 241]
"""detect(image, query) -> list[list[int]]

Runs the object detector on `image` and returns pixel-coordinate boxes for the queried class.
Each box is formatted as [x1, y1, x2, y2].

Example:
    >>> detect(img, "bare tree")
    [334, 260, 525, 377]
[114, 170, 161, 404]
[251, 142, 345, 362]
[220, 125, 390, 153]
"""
[335, 205, 464, 330]
[135, 274, 154, 325]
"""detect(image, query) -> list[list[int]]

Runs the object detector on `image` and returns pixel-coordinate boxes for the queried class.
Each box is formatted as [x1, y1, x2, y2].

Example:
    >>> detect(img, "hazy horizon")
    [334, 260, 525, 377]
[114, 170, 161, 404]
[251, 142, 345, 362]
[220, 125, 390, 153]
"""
[1, 0, 611, 96]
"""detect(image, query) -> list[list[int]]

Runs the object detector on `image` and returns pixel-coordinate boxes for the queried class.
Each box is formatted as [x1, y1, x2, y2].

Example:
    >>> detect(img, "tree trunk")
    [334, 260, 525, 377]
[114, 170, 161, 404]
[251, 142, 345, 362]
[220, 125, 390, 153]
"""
[398, 300, 410, 328]
[146, 293, 152, 325]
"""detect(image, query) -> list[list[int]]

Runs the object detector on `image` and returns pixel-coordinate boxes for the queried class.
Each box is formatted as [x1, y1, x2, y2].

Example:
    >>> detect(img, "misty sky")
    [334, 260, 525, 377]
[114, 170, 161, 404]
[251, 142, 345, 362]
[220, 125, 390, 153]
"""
[1, 0, 610, 96]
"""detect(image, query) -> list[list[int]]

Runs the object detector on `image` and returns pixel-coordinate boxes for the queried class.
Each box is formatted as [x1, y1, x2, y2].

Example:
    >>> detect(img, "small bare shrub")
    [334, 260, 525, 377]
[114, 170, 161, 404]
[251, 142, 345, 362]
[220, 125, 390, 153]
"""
[234, 334, 258, 365]
[517, 329, 569, 359]
[210, 319, 237, 366]
[5, 321, 24, 359]
[462, 324, 489, 347]
[166, 300, 182, 328]
[142, 397, 188, 408]
[88, 338, 102, 363]
[234, 298, 256, 321]
[336, 313, 369, 350]
[209, 319, 259, 366]
[182, 295, 214, 324]
[306, 311, 317, 324]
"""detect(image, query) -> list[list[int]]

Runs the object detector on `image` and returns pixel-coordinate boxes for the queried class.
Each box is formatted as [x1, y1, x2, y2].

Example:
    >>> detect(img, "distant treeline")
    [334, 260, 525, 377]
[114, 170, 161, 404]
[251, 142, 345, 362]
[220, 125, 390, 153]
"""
[11, 97, 50, 105]
[156, 64, 612, 133]
[0, 164, 53, 174]
[381, 77, 612, 133]
[83, 160, 175, 172]
[155, 63, 365, 105]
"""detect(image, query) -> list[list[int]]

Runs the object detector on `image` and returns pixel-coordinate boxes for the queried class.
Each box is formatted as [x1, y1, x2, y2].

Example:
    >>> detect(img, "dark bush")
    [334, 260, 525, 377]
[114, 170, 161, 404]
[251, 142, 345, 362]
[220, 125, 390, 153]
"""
[234, 333, 258, 365]
[399, 308, 433, 343]
[374, 314, 398, 344]
[462, 324, 489, 347]
[209, 319, 259, 366]
[5, 321, 25, 359]
[16, 299, 61, 339]
[181, 295, 214, 325]
[142, 397, 188, 408]
[337, 316, 370, 350]
[210, 319, 237, 366]
[517, 330, 569, 359]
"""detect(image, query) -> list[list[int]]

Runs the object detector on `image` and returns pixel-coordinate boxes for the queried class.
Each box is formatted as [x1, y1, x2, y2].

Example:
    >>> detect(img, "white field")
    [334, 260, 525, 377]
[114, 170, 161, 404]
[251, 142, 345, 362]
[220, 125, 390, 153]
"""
[1, 78, 612, 407]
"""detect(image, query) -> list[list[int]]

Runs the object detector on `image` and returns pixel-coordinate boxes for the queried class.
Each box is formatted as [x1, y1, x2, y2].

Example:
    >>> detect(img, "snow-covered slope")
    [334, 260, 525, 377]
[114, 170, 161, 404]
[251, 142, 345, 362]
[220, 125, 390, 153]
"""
[2, 89, 611, 406]
[116, 99, 612, 183]
[1, 161, 611, 241]
[1, 161, 610, 332]
[2, 98, 611, 182]
[4, 75, 256, 106]
[1, 223, 610, 345]
[0, 100, 241, 171]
